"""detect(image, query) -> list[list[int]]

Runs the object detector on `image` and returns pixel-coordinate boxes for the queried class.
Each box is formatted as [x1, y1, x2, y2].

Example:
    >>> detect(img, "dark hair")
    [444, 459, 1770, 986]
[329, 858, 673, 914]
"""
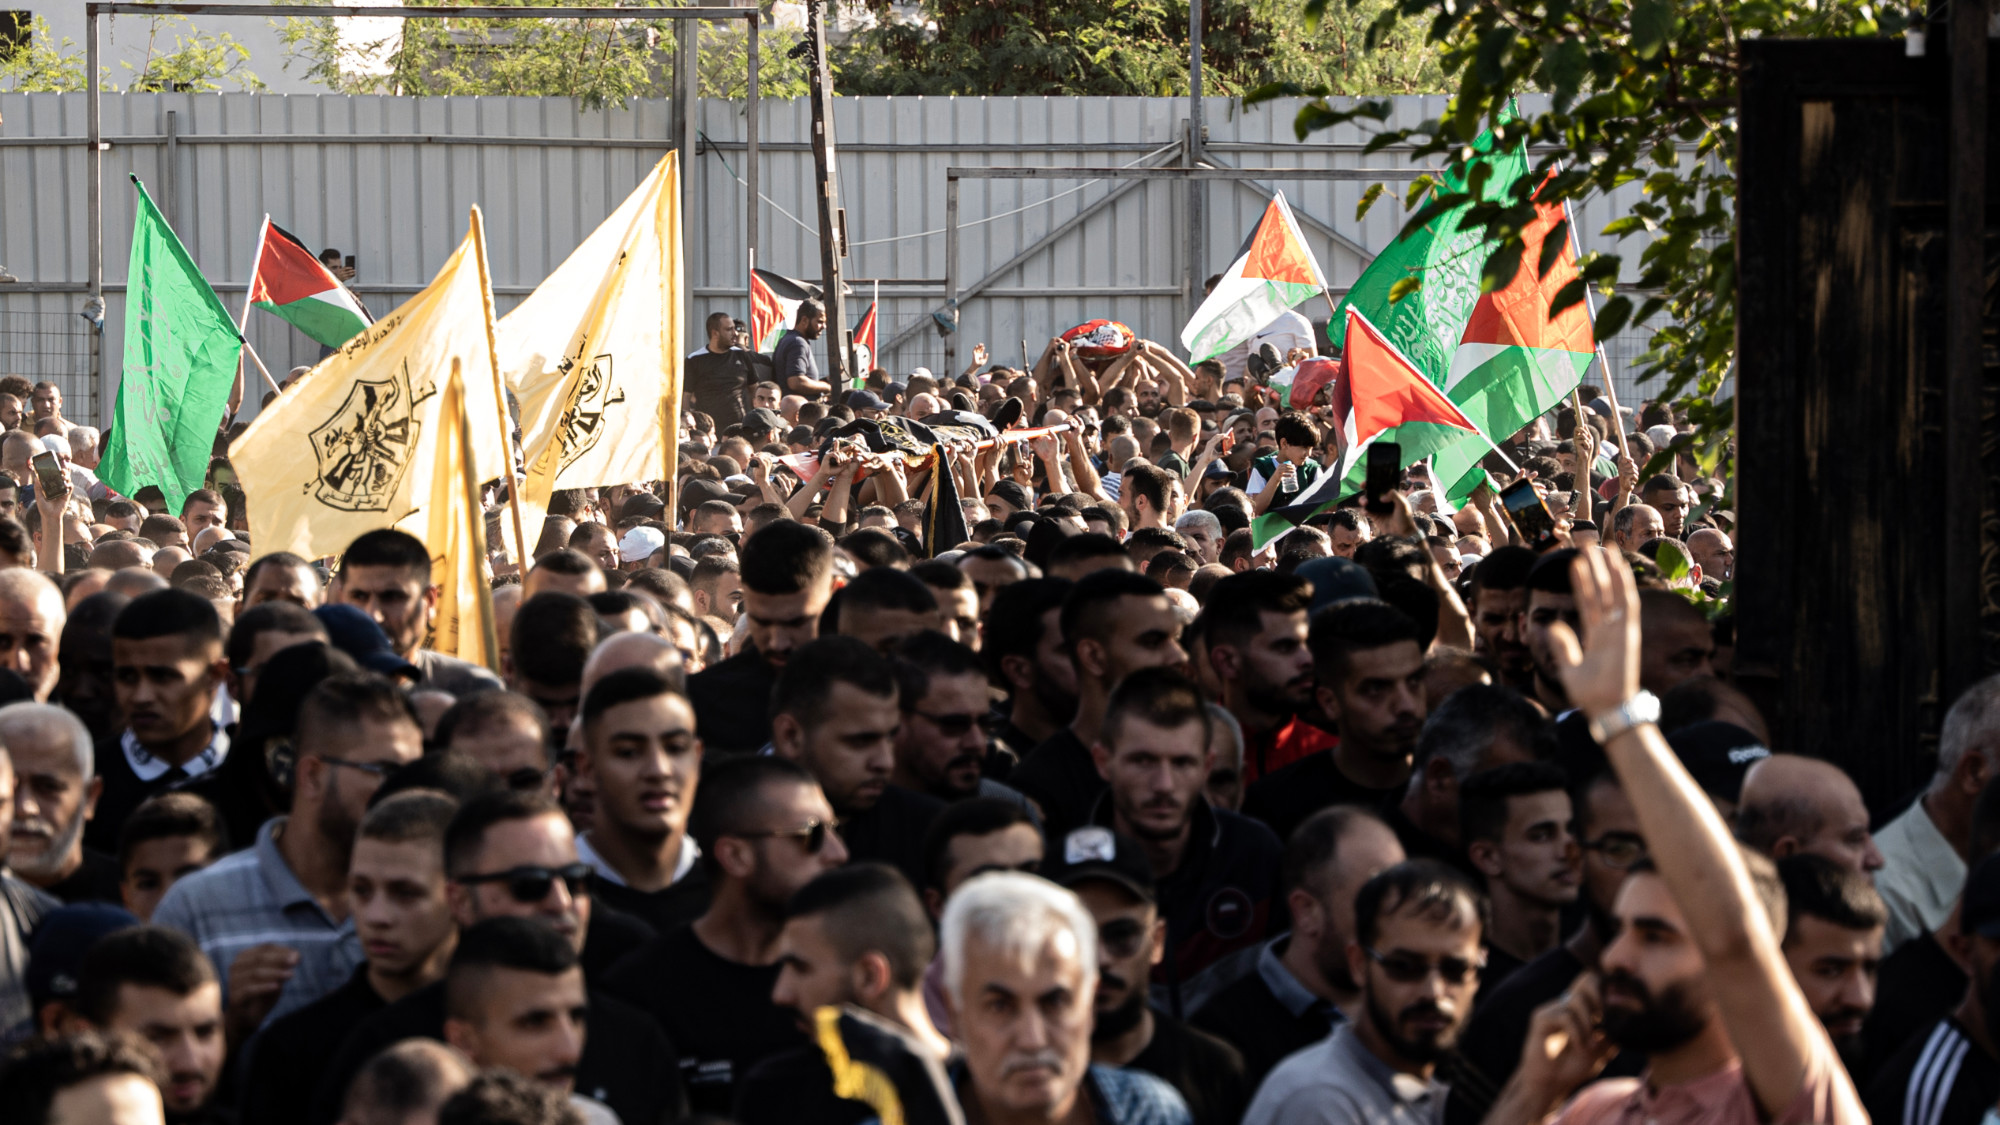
[1413, 683, 1553, 782]
[839, 528, 911, 570]
[1124, 527, 1188, 556]
[1121, 462, 1175, 515]
[690, 555, 739, 595]
[1199, 571, 1311, 651]
[1274, 410, 1320, 449]
[224, 600, 327, 670]
[1060, 569, 1166, 651]
[117, 791, 226, 871]
[360, 789, 460, 847]
[343, 1041, 473, 1125]
[890, 631, 984, 710]
[909, 559, 971, 594]
[112, 587, 223, 647]
[837, 568, 938, 635]
[1219, 528, 1256, 568]
[340, 528, 432, 583]
[1525, 547, 1579, 596]
[1045, 532, 1128, 572]
[371, 754, 501, 807]
[75, 926, 216, 1025]
[510, 594, 599, 689]
[785, 864, 936, 989]
[445, 917, 579, 1021]
[444, 789, 565, 877]
[0, 1031, 165, 1125]
[687, 755, 818, 864]
[436, 692, 550, 756]
[438, 1071, 580, 1125]
[1642, 473, 1684, 496]
[739, 520, 834, 595]
[580, 667, 682, 729]
[242, 551, 317, 595]
[920, 796, 1039, 891]
[1469, 545, 1537, 603]
[1459, 761, 1570, 848]
[771, 635, 898, 724]
[1777, 853, 1887, 935]
[1102, 665, 1211, 749]
[530, 549, 598, 580]
[1308, 598, 1421, 684]
[297, 673, 420, 757]
[1353, 859, 1489, 947]
[1282, 806, 1390, 895]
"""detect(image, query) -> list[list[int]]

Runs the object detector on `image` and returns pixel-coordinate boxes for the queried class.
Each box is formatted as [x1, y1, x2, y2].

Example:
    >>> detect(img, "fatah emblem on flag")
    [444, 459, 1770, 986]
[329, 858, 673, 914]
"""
[552, 352, 626, 473]
[307, 362, 433, 512]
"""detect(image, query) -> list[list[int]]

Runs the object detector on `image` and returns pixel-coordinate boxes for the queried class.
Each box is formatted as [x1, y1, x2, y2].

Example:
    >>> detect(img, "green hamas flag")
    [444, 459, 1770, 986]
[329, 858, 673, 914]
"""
[98, 177, 243, 512]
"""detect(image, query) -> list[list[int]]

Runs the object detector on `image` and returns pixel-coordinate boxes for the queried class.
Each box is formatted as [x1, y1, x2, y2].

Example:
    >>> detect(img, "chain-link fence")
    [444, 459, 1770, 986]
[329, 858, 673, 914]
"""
[0, 312, 97, 418]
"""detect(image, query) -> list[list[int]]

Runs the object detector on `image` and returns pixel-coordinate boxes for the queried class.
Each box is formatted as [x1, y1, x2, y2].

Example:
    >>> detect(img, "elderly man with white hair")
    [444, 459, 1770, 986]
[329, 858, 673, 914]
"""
[942, 871, 1192, 1125]
[66, 426, 101, 470]
[0, 702, 112, 904]
[1173, 510, 1223, 567]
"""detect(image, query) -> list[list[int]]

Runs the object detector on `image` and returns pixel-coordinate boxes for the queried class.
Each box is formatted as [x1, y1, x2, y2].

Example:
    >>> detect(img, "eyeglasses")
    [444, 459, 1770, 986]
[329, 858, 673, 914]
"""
[458, 863, 594, 904]
[912, 709, 996, 738]
[1364, 947, 1484, 986]
[1581, 832, 1647, 869]
[318, 755, 397, 779]
[737, 818, 841, 855]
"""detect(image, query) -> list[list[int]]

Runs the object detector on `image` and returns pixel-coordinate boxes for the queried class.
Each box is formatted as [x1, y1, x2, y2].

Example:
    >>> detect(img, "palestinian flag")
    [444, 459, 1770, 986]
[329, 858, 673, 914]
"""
[852, 300, 878, 379]
[1329, 131, 1595, 500]
[247, 218, 370, 348]
[1181, 192, 1329, 364]
[751, 268, 819, 353]
[1252, 307, 1493, 549]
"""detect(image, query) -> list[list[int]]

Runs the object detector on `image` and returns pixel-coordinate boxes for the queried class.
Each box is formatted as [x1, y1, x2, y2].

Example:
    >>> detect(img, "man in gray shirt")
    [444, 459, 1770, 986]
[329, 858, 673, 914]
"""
[1244, 859, 1488, 1125]
[330, 528, 502, 698]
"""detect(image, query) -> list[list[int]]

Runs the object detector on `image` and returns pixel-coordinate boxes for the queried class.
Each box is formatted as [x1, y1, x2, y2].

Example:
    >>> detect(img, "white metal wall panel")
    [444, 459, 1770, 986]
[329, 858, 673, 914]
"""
[2, 91, 1689, 428]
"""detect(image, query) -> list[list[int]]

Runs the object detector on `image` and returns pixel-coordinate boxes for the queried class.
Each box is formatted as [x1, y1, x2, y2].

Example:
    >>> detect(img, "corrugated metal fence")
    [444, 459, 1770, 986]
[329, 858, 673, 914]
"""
[0, 92, 1678, 426]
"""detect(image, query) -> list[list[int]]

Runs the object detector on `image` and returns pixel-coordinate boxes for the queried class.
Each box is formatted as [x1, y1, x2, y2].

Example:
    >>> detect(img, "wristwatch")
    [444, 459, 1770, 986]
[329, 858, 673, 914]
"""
[1587, 690, 1661, 745]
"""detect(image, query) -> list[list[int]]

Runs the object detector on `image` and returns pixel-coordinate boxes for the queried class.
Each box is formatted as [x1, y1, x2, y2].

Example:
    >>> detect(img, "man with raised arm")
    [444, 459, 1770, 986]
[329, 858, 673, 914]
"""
[1483, 551, 1863, 1125]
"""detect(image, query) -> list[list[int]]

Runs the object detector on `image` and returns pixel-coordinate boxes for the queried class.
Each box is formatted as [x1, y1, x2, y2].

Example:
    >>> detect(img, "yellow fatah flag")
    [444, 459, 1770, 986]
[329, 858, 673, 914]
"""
[499, 152, 682, 520]
[420, 361, 500, 669]
[231, 207, 513, 607]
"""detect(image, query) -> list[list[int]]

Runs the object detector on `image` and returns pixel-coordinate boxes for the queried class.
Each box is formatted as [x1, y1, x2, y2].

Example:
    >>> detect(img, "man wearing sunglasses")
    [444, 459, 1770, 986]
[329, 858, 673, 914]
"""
[690, 520, 835, 756]
[1052, 827, 1249, 1125]
[154, 673, 423, 1042]
[307, 790, 681, 1125]
[572, 668, 708, 934]
[606, 755, 847, 1117]
[1246, 860, 1488, 1125]
[889, 631, 1035, 812]
[772, 635, 944, 891]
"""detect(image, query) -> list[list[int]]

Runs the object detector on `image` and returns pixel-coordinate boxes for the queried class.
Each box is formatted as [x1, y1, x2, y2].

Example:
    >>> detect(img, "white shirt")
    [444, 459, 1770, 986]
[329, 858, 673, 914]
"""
[575, 831, 699, 888]
[1217, 308, 1317, 379]
[1876, 798, 1965, 953]
[121, 722, 229, 782]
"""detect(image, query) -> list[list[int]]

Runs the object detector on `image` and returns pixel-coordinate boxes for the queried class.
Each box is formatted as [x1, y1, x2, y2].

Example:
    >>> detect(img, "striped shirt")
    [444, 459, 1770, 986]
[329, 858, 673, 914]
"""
[1866, 1016, 2000, 1125]
[152, 816, 362, 1027]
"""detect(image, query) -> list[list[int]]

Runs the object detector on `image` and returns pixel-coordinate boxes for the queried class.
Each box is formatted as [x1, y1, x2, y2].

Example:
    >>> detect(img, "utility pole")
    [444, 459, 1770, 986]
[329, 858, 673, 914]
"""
[1186, 0, 1205, 323]
[804, 0, 850, 386]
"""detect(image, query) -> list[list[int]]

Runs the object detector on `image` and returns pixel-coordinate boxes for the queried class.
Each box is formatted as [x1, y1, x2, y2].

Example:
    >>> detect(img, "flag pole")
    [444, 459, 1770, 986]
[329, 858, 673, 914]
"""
[240, 340, 284, 398]
[466, 206, 531, 571]
[1559, 196, 1631, 466]
[231, 216, 271, 414]
[452, 361, 502, 674]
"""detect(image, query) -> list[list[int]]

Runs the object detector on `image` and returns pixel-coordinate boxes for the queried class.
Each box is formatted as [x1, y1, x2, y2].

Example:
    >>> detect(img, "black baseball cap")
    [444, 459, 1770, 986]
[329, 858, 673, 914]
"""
[1665, 721, 1769, 803]
[1044, 827, 1154, 904]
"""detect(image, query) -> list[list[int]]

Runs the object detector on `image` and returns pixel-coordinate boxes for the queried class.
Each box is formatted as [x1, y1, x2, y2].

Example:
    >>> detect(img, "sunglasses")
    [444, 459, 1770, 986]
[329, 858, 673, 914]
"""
[458, 863, 594, 904]
[738, 818, 841, 855]
[1581, 832, 1647, 869]
[1364, 946, 1483, 986]
[319, 754, 397, 779]
[912, 709, 996, 738]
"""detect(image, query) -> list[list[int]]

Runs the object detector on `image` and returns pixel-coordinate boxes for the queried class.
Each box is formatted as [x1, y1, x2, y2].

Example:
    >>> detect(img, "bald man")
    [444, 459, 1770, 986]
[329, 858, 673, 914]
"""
[0, 570, 65, 701]
[1688, 527, 1735, 582]
[1735, 754, 1885, 876]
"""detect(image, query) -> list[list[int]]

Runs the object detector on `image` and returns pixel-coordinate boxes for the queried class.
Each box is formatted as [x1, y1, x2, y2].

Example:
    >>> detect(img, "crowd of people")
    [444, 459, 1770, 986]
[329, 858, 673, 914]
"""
[0, 296, 1962, 1125]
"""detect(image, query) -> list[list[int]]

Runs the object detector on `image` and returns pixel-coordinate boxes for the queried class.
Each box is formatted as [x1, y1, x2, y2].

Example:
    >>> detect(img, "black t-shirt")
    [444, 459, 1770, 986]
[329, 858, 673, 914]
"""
[1241, 752, 1404, 845]
[689, 649, 780, 756]
[308, 980, 683, 1125]
[1446, 941, 1645, 1125]
[1189, 942, 1337, 1088]
[839, 785, 947, 891]
[1126, 1012, 1248, 1125]
[579, 903, 655, 982]
[685, 350, 757, 426]
[238, 965, 385, 1125]
[1477, 943, 1527, 1006]
[590, 865, 712, 935]
[86, 735, 207, 854]
[1009, 728, 1103, 843]
[603, 923, 805, 1116]
[734, 1044, 874, 1125]
[1865, 1016, 2000, 1125]
[1864, 929, 1968, 1084]
[45, 847, 125, 906]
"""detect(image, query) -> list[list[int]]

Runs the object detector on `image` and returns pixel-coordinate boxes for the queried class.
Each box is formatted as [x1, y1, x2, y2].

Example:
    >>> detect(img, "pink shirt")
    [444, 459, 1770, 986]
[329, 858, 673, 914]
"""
[1553, 1044, 1862, 1125]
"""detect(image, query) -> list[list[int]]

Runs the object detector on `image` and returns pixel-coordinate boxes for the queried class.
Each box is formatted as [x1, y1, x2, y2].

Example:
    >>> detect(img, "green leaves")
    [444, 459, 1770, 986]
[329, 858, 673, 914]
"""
[1389, 276, 1424, 303]
[1629, 0, 1676, 58]
[1537, 217, 1570, 279]
[1356, 183, 1388, 222]
[1592, 294, 1633, 341]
